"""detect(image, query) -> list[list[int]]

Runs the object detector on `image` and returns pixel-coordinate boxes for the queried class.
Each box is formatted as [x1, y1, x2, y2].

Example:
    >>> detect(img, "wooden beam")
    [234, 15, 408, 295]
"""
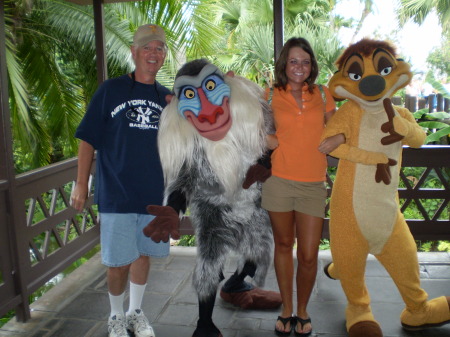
[93, 0, 108, 83]
[64, 0, 136, 5]
[273, 0, 284, 62]
[0, 1, 31, 322]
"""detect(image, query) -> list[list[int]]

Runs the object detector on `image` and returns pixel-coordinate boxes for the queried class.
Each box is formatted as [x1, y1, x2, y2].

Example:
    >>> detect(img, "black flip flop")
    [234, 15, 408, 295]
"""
[275, 316, 293, 336]
[293, 316, 312, 336]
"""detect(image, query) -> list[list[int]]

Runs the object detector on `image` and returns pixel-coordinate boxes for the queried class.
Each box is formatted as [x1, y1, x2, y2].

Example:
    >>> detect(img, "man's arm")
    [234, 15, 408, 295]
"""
[71, 140, 95, 212]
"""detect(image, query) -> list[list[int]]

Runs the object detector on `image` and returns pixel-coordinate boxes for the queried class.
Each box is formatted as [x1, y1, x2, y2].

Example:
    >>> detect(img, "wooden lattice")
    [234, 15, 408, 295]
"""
[26, 177, 98, 265]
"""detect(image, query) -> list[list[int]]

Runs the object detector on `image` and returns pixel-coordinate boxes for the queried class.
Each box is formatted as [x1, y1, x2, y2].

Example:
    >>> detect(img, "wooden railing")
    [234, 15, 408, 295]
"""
[0, 158, 99, 322]
[178, 146, 450, 240]
[399, 93, 450, 113]
[1, 146, 450, 322]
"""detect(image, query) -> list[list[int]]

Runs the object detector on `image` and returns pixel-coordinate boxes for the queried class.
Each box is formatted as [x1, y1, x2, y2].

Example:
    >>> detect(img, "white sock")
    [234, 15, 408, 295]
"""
[109, 292, 125, 318]
[127, 282, 147, 315]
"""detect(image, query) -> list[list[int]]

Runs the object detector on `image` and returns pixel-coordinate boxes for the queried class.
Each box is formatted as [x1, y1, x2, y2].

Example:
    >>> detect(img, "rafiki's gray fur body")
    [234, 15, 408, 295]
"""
[158, 74, 274, 300]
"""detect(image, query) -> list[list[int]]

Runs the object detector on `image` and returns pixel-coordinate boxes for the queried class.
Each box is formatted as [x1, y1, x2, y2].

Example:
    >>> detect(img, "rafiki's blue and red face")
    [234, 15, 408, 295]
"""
[174, 63, 232, 141]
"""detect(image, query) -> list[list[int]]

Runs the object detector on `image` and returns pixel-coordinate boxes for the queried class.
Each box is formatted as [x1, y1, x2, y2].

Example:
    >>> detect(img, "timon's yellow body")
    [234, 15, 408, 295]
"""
[322, 39, 450, 336]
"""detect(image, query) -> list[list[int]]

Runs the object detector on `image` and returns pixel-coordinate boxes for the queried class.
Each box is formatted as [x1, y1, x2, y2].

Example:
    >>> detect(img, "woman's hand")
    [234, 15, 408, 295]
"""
[318, 133, 345, 154]
[267, 134, 279, 150]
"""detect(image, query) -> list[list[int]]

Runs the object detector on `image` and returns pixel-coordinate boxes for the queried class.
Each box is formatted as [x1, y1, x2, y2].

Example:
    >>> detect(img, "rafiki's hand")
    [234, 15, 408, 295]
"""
[242, 164, 271, 189]
[375, 158, 397, 185]
[144, 205, 180, 243]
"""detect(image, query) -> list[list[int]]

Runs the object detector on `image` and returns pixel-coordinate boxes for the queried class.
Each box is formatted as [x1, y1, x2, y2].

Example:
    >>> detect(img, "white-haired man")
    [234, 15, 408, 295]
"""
[71, 24, 172, 337]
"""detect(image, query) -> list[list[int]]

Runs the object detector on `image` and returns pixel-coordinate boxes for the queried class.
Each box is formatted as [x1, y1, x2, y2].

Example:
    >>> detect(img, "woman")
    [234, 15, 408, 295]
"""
[262, 37, 343, 336]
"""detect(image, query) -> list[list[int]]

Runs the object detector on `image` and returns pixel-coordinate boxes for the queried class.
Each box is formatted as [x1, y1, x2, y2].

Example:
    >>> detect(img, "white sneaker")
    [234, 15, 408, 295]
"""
[126, 309, 155, 337]
[108, 314, 129, 337]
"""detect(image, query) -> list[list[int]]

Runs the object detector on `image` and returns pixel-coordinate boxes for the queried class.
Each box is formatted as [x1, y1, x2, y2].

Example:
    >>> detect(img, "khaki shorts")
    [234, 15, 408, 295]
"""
[261, 175, 327, 218]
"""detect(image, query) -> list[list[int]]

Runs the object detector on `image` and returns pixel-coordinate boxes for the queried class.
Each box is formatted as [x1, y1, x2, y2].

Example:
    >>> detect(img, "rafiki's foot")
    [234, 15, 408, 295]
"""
[192, 320, 222, 337]
[220, 287, 282, 309]
[349, 321, 383, 337]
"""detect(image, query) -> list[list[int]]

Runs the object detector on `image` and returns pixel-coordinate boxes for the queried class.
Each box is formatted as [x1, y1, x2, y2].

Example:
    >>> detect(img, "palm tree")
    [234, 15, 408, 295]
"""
[288, 16, 343, 81]
[8, 0, 371, 171]
[6, 0, 79, 170]
[6, 0, 221, 171]
[201, 0, 342, 86]
[397, 0, 450, 34]
[350, 0, 374, 43]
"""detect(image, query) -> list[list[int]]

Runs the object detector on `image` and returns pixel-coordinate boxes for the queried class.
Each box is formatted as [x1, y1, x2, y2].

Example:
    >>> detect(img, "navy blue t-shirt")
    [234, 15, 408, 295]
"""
[76, 74, 170, 213]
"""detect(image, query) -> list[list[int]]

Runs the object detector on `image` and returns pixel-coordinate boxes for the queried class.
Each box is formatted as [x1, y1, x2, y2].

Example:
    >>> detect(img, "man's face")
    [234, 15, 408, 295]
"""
[131, 40, 166, 77]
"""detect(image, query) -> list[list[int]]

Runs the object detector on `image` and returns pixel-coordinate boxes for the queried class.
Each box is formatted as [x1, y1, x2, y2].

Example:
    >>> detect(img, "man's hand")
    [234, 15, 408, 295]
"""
[70, 183, 89, 212]
[375, 158, 397, 185]
[144, 205, 180, 243]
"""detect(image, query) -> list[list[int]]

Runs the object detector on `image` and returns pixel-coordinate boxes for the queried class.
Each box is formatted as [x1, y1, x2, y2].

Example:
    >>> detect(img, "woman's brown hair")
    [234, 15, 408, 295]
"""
[274, 37, 319, 93]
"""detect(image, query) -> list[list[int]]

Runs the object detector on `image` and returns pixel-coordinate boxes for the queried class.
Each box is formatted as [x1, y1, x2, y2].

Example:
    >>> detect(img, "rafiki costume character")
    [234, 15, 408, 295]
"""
[144, 59, 281, 337]
[322, 39, 450, 337]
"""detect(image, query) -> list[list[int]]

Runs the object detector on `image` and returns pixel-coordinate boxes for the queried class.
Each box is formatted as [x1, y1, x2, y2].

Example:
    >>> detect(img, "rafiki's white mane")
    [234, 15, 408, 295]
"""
[157, 75, 267, 197]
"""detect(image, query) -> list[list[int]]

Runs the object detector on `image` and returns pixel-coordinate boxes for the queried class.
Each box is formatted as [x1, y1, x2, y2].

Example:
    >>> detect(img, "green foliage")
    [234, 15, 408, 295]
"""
[26, 182, 98, 263]
[319, 239, 330, 250]
[6, 0, 222, 173]
[426, 33, 450, 78]
[176, 235, 196, 247]
[288, 16, 343, 81]
[202, 0, 341, 87]
[0, 310, 14, 328]
[411, 72, 450, 144]
[8, 0, 448, 172]
[414, 109, 450, 144]
[398, 0, 450, 34]
[438, 241, 450, 251]
[425, 71, 450, 98]
[416, 240, 450, 252]
[399, 166, 449, 252]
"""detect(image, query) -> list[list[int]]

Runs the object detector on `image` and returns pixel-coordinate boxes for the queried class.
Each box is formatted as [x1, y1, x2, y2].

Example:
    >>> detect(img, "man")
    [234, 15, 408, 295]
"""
[71, 24, 171, 337]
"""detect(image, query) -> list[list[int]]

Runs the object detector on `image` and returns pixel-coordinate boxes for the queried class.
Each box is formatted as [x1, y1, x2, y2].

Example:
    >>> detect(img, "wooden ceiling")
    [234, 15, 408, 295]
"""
[64, 0, 137, 5]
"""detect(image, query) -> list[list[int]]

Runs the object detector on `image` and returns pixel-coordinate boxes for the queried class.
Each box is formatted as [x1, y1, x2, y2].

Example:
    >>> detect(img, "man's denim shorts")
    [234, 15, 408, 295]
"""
[99, 213, 170, 267]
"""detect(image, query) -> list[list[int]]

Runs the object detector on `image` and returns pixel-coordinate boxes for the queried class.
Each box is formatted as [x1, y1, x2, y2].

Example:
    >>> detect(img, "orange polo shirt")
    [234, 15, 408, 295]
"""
[269, 84, 336, 182]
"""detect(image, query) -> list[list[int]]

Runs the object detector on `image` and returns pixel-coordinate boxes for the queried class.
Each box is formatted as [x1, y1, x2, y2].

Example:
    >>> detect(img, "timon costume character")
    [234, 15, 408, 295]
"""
[321, 39, 450, 337]
[144, 59, 281, 337]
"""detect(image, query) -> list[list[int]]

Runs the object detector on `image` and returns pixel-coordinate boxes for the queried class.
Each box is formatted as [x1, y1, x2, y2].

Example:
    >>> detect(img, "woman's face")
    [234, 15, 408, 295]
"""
[285, 46, 311, 86]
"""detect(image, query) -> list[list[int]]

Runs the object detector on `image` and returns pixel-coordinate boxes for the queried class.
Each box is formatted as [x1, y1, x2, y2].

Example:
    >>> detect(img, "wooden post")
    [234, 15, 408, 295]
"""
[273, 0, 284, 62]
[418, 98, 426, 110]
[0, 0, 31, 322]
[436, 93, 443, 112]
[427, 94, 435, 112]
[93, 0, 107, 84]
[409, 96, 418, 112]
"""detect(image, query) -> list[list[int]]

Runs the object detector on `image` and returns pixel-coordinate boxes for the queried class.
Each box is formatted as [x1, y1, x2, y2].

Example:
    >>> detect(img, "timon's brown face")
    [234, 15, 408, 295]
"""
[328, 40, 412, 109]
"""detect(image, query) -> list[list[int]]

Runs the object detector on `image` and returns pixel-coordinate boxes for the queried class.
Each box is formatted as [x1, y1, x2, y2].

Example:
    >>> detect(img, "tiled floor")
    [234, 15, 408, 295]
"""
[1, 247, 450, 337]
